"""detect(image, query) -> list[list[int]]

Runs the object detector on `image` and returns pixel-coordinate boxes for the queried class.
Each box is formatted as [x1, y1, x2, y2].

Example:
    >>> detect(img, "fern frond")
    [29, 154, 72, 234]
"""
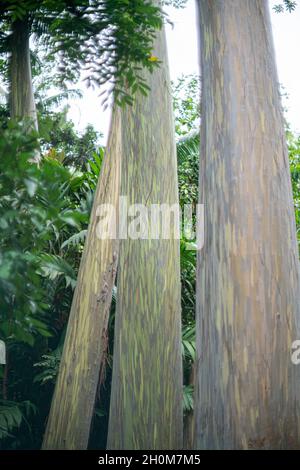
[61, 229, 87, 249]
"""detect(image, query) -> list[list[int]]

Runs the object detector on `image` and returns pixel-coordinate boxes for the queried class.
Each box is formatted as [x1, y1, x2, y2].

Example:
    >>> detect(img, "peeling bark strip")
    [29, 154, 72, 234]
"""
[10, 18, 38, 131]
[42, 110, 121, 450]
[195, 0, 300, 449]
[107, 26, 183, 449]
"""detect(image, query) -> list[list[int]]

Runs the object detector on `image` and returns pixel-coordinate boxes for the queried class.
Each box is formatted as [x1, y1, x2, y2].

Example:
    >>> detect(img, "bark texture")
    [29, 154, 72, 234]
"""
[194, 0, 300, 449]
[107, 25, 183, 450]
[10, 19, 38, 131]
[42, 110, 121, 449]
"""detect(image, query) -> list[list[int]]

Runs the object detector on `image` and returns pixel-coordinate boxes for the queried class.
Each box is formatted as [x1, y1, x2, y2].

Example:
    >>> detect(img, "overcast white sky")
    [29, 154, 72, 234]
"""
[69, 0, 300, 142]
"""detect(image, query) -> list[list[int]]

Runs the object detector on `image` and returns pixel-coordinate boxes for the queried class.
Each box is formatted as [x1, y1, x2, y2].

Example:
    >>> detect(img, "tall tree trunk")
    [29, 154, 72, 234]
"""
[10, 18, 38, 131]
[42, 109, 121, 449]
[107, 24, 183, 450]
[194, 0, 300, 449]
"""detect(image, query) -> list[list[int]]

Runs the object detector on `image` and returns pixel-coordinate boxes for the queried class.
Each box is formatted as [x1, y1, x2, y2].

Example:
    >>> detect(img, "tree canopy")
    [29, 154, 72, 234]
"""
[0, 0, 164, 104]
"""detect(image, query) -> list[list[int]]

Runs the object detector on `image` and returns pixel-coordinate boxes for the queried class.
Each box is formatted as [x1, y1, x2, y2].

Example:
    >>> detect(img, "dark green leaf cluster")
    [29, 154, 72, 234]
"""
[273, 0, 297, 13]
[172, 74, 200, 137]
[0, 1, 164, 105]
[287, 131, 300, 250]
[39, 109, 103, 167]
[177, 133, 199, 208]
[0, 400, 37, 441]
[0, 121, 72, 346]
[0, 119, 104, 448]
[0, 119, 104, 340]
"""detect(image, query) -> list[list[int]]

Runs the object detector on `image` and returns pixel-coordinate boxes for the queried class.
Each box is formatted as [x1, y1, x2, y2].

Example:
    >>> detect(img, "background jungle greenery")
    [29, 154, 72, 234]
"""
[0, 70, 299, 448]
[0, 118, 104, 448]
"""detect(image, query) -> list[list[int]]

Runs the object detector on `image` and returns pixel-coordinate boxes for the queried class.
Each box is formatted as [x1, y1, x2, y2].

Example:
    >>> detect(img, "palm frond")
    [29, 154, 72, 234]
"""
[0, 400, 36, 440]
[183, 385, 194, 412]
[37, 253, 77, 289]
[182, 324, 196, 361]
[177, 130, 199, 163]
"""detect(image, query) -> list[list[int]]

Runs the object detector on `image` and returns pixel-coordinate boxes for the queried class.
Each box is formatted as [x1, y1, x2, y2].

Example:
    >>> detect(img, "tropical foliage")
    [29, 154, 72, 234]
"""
[0, 1, 299, 451]
[0, 116, 103, 449]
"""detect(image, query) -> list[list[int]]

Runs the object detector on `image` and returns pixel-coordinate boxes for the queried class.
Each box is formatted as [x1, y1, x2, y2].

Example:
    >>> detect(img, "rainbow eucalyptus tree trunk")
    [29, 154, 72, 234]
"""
[10, 18, 38, 131]
[194, 0, 300, 449]
[107, 25, 183, 450]
[43, 110, 121, 449]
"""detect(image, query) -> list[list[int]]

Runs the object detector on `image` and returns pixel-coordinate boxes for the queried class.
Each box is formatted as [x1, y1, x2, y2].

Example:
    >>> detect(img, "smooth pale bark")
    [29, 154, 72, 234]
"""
[194, 0, 300, 449]
[10, 19, 38, 131]
[107, 25, 183, 450]
[42, 110, 121, 449]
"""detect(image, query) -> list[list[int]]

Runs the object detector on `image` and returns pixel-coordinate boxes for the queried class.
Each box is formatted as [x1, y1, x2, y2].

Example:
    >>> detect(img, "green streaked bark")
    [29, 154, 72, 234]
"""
[107, 23, 183, 450]
[10, 18, 38, 131]
[42, 109, 121, 449]
[195, 0, 300, 449]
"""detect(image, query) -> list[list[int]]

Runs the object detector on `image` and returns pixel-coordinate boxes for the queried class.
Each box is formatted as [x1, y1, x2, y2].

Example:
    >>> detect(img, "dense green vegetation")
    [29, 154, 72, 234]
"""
[1, 0, 300, 452]
[0, 71, 197, 448]
[0, 120, 103, 448]
[1, 67, 299, 447]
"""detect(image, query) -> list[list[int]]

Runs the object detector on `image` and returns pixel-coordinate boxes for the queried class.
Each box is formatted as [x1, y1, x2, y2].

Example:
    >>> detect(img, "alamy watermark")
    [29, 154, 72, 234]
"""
[291, 340, 300, 365]
[95, 196, 204, 250]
